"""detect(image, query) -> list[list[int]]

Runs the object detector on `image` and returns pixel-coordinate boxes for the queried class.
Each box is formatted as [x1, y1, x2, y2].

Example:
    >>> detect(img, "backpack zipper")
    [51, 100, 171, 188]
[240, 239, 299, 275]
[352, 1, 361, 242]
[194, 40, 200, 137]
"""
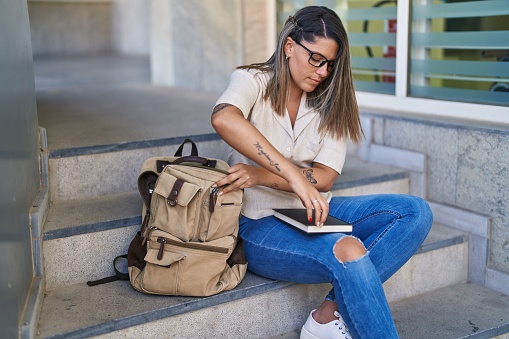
[142, 225, 158, 247]
[154, 236, 230, 254]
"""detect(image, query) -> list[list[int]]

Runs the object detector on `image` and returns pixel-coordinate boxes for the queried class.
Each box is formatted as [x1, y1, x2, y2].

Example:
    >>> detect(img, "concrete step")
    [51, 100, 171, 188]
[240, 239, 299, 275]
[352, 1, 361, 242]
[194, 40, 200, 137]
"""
[37, 80, 221, 202]
[47, 135, 229, 202]
[46, 133, 409, 202]
[273, 283, 509, 339]
[41, 156, 410, 290]
[36, 222, 470, 339]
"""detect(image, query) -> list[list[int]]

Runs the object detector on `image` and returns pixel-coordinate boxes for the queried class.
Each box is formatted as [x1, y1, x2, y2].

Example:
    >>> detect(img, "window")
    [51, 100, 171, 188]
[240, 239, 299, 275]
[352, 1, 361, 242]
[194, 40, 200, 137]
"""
[410, 0, 509, 106]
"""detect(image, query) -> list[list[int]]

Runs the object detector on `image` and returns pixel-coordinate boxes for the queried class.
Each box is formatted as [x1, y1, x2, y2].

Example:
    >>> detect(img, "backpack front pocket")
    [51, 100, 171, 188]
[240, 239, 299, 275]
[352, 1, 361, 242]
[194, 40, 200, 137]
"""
[143, 230, 236, 296]
[199, 188, 243, 241]
[142, 241, 185, 295]
[151, 171, 201, 241]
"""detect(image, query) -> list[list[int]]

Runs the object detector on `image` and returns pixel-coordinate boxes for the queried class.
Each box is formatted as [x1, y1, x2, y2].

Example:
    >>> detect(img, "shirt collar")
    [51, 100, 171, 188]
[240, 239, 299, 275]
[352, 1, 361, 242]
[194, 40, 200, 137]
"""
[273, 92, 319, 140]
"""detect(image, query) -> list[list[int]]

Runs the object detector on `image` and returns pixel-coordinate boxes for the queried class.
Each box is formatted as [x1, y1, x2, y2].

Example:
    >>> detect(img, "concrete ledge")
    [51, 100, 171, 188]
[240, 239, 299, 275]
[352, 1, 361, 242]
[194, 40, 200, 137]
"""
[428, 202, 490, 238]
[103, 283, 509, 339]
[43, 224, 139, 289]
[31, 187, 49, 240]
[37, 273, 296, 338]
[43, 191, 141, 240]
[48, 138, 229, 201]
[332, 156, 409, 191]
[96, 282, 331, 339]
[368, 144, 426, 173]
[41, 220, 468, 306]
[392, 282, 509, 339]
[486, 268, 509, 297]
[334, 178, 409, 197]
[384, 226, 468, 303]
[20, 276, 44, 339]
[30, 187, 49, 277]
[362, 144, 427, 198]
[48, 133, 221, 159]
[428, 202, 491, 286]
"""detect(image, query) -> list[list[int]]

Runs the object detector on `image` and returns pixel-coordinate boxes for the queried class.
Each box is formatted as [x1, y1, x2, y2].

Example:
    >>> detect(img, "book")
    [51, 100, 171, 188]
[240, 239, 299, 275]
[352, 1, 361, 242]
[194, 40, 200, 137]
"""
[273, 208, 352, 233]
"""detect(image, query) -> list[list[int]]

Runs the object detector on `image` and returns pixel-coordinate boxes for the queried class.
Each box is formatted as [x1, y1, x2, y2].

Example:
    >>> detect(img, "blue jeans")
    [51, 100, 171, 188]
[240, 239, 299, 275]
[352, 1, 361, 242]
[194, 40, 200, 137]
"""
[239, 194, 433, 339]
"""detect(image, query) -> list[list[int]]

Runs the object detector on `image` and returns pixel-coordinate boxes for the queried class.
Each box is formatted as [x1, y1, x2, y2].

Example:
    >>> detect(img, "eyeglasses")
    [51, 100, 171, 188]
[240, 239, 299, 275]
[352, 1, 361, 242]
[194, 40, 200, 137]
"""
[293, 39, 336, 73]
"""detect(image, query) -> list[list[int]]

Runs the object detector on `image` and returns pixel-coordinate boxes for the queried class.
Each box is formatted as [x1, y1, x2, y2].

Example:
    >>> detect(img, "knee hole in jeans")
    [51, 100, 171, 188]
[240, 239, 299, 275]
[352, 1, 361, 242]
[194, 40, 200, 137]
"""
[333, 236, 366, 263]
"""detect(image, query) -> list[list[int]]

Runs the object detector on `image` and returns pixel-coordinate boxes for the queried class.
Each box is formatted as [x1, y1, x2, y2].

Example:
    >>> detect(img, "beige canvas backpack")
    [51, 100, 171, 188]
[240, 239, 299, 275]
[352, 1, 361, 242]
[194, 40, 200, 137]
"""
[89, 139, 247, 297]
[130, 139, 247, 296]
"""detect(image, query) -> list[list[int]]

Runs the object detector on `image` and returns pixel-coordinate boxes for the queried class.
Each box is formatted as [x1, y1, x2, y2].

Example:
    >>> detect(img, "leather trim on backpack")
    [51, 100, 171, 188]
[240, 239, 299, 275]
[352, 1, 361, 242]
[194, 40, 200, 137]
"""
[127, 231, 147, 271]
[166, 178, 184, 207]
[227, 237, 247, 267]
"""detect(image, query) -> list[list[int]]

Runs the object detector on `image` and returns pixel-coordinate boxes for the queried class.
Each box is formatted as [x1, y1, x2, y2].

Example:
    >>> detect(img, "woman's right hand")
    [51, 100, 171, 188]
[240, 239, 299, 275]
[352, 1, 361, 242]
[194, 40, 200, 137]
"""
[213, 163, 262, 195]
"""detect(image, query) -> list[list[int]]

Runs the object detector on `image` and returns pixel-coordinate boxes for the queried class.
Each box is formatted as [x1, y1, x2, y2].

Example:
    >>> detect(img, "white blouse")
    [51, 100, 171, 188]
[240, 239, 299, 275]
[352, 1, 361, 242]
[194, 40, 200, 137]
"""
[215, 69, 347, 219]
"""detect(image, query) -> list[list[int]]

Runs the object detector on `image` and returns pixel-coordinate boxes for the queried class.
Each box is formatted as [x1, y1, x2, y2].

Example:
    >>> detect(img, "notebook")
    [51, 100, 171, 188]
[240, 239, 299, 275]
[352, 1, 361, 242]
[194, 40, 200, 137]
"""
[273, 208, 352, 233]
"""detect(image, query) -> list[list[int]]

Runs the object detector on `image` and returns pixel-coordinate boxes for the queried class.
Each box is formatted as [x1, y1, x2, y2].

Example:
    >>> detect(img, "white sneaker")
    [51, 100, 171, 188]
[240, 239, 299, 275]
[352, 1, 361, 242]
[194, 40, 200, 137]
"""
[300, 309, 353, 339]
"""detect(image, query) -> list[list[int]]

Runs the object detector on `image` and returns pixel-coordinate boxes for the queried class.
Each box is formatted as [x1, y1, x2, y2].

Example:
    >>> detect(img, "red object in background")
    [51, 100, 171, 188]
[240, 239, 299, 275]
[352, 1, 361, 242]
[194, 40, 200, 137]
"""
[383, 19, 397, 83]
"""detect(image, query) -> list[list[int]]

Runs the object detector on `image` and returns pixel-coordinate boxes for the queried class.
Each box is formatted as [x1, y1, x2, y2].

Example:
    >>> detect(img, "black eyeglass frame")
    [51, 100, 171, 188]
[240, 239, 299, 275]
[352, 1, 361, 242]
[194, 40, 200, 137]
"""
[292, 39, 337, 73]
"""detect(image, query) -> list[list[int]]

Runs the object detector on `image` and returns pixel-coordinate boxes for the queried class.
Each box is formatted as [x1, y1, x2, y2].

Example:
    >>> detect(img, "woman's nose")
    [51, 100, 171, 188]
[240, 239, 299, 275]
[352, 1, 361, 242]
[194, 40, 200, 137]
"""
[316, 64, 329, 76]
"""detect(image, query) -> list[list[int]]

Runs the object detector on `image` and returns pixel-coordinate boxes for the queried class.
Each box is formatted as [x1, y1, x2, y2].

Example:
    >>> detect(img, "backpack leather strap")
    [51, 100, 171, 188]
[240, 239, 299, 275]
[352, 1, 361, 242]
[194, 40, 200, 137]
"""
[167, 179, 184, 206]
[86, 254, 129, 286]
[174, 138, 198, 157]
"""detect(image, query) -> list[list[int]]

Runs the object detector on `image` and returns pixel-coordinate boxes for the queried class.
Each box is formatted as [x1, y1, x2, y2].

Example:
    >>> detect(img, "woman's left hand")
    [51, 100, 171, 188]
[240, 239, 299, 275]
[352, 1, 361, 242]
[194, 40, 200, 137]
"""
[286, 174, 329, 226]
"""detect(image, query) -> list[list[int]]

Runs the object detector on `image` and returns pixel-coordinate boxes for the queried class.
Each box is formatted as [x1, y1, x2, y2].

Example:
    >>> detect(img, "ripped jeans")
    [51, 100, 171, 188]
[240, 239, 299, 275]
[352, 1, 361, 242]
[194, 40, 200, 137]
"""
[239, 194, 433, 339]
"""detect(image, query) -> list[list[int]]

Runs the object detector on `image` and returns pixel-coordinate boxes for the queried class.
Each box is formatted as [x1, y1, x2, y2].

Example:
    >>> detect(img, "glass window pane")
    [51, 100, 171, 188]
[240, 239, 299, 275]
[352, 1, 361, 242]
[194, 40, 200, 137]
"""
[410, 0, 509, 106]
[339, 1, 398, 95]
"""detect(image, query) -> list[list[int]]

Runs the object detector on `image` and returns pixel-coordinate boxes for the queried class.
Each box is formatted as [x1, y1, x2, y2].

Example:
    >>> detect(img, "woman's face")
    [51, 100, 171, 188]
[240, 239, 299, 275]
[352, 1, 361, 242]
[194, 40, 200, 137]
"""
[284, 37, 339, 95]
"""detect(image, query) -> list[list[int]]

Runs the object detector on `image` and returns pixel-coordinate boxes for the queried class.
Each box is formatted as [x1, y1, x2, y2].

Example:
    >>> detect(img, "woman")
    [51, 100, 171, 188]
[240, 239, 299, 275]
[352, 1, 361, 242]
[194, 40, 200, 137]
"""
[211, 6, 432, 339]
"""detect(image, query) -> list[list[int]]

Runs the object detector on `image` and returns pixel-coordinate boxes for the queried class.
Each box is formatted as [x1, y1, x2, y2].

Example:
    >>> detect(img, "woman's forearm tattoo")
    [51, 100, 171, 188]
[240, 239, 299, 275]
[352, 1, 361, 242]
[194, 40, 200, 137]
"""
[303, 169, 318, 184]
[253, 142, 281, 172]
[212, 103, 233, 115]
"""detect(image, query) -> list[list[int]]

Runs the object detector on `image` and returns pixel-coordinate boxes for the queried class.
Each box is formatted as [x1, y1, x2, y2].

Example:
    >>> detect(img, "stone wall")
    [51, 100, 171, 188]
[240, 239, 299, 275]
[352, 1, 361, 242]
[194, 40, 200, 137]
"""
[151, 0, 242, 91]
[242, 0, 275, 65]
[28, 0, 149, 57]
[28, 1, 113, 56]
[368, 114, 509, 274]
[112, 0, 149, 55]
[150, 0, 274, 92]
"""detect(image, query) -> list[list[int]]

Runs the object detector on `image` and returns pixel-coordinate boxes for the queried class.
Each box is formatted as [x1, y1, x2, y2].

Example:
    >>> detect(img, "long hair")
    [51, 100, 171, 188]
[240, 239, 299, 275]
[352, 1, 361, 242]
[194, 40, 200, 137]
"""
[238, 6, 364, 143]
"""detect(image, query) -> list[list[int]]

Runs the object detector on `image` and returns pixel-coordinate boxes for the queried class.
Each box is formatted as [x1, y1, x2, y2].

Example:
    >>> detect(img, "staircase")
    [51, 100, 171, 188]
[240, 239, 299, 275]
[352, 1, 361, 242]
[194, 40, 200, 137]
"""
[28, 56, 509, 339]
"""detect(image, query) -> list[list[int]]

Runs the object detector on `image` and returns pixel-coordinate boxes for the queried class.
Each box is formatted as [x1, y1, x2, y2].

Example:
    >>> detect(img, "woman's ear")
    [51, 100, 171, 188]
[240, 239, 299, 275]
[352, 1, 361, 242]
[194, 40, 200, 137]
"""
[284, 37, 293, 58]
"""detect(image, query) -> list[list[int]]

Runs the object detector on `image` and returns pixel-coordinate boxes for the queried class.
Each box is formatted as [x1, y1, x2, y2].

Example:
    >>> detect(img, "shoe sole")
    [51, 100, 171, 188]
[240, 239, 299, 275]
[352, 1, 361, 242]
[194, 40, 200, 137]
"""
[300, 326, 320, 339]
